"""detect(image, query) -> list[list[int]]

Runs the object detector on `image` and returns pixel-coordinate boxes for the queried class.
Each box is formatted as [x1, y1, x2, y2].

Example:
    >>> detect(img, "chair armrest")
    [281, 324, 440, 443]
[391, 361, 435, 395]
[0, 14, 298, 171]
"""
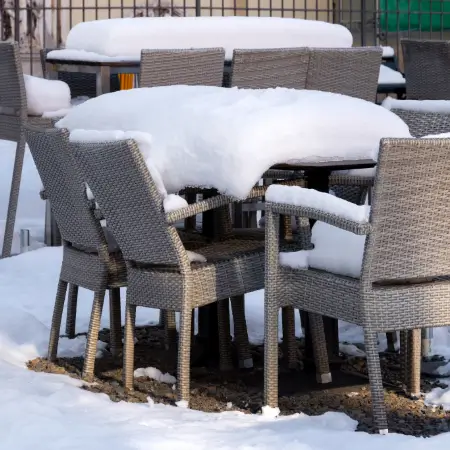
[266, 201, 371, 235]
[166, 194, 235, 224]
[39, 189, 47, 200]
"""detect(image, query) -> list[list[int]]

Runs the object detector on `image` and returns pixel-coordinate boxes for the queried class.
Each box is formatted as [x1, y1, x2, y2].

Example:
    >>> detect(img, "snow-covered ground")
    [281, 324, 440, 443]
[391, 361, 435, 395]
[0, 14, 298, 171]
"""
[1, 138, 450, 449]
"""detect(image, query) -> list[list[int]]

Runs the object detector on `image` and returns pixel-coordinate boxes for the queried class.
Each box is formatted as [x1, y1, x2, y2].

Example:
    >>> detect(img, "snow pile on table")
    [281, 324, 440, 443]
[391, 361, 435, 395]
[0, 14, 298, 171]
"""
[382, 46, 395, 57]
[378, 65, 405, 85]
[56, 86, 411, 199]
[24, 75, 71, 116]
[382, 97, 450, 113]
[61, 17, 352, 61]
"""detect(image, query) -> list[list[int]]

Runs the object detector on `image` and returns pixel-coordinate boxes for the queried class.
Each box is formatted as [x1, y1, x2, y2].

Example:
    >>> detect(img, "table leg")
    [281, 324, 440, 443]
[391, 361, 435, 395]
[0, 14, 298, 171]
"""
[45, 62, 57, 80]
[303, 169, 340, 362]
[197, 190, 220, 364]
[96, 66, 111, 96]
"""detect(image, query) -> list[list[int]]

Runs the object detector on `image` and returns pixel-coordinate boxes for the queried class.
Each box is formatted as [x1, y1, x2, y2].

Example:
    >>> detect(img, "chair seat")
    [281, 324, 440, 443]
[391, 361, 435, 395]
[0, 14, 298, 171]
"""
[61, 244, 127, 291]
[127, 237, 265, 310]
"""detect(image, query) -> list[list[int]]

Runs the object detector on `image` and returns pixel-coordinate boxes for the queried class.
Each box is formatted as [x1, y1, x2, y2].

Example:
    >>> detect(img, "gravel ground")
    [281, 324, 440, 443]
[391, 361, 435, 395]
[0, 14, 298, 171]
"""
[27, 325, 450, 436]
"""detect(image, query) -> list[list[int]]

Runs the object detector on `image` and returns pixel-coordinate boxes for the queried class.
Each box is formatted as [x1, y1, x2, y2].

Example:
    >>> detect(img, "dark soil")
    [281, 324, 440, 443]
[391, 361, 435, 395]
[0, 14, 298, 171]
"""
[27, 325, 450, 437]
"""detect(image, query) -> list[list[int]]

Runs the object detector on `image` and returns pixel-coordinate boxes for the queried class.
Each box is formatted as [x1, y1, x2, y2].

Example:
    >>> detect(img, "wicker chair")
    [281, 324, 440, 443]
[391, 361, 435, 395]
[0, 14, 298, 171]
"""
[24, 125, 127, 381]
[40, 48, 121, 97]
[401, 39, 450, 100]
[71, 137, 267, 402]
[140, 48, 226, 87]
[0, 41, 54, 258]
[264, 137, 450, 433]
[306, 47, 382, 102]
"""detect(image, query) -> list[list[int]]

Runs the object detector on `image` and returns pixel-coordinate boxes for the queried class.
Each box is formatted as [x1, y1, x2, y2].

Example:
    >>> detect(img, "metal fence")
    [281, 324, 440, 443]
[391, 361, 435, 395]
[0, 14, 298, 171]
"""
[2, 0, 450, 74]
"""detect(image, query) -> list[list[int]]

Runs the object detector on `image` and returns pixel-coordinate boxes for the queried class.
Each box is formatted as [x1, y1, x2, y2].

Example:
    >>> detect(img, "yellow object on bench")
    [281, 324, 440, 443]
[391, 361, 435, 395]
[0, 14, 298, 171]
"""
[119, 74, 134, 90]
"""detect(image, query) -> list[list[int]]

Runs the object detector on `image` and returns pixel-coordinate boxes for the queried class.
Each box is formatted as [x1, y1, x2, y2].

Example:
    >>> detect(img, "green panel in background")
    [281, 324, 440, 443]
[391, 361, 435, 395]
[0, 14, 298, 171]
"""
[380, 0, 450, 31]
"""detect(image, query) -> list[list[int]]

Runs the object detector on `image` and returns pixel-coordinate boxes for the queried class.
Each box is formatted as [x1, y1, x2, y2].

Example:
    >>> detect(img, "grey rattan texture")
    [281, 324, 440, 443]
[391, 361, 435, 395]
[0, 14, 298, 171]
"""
[306, 47, 382, 102]
[0, 41, 53, 258]
[72, 138, 265, 403]
[264, 137, 450, 432]
[401, 39, 450, 100]
[230, 48, 310, 89]
[140, 48, 226, 87]
[391, 108, 450, 137]
[24, 125, 127, 381]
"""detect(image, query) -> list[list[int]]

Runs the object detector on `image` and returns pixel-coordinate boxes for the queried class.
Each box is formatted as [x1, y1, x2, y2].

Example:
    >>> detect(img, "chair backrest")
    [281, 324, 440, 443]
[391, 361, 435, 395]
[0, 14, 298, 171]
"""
[230, 48, 310, 89]
[139, 48, 226, 87]
[71, 138, 182, 266]
[402, 39, 450, 100]
[306, 47, 382, 102]
[391, 109, 450, 137]
[0, 41, 27, 117]
[362, 137, 450, 285]
[24, 125, 107, 251]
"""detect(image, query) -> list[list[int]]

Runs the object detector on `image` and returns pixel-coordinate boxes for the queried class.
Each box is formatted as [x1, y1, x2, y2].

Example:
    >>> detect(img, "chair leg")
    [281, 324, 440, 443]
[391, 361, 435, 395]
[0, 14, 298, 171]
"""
[400, 330, 408, 386]
[177, 306, 193, 404]
[308, 313, 332, 383]
[158, 309, 165, 327]
[264, 302, 279, 408]
[217, 299, 233, 371]
[123, 303, 137, 391]
[82, 290, 105, 382]
[65, 284, 78, 338]
[184, 193, 197, 231]
[2, 135, 26, 258]
[231, 295, 253, 369]
[364, 329, 388, 434]
[407, 329, 421, 399]
[386, 332, 397, 353]
[164, 310, 177, 350]
[109, 288, 122, 357]
[48, 279, 68, 361]
[282, 306, 297, 368]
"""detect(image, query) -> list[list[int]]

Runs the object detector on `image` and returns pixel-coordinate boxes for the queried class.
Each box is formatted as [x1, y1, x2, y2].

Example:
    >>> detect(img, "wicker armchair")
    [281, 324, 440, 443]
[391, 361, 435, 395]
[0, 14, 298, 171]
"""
[24, 125, 127, 381]
[0, 41, 54, 258]
[140, 48, 226, 87]
[40, 49, 121, 97]
[264, 137, 450, 433]
[401, 39, 450, 100]
[71, 137, 266, 402]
